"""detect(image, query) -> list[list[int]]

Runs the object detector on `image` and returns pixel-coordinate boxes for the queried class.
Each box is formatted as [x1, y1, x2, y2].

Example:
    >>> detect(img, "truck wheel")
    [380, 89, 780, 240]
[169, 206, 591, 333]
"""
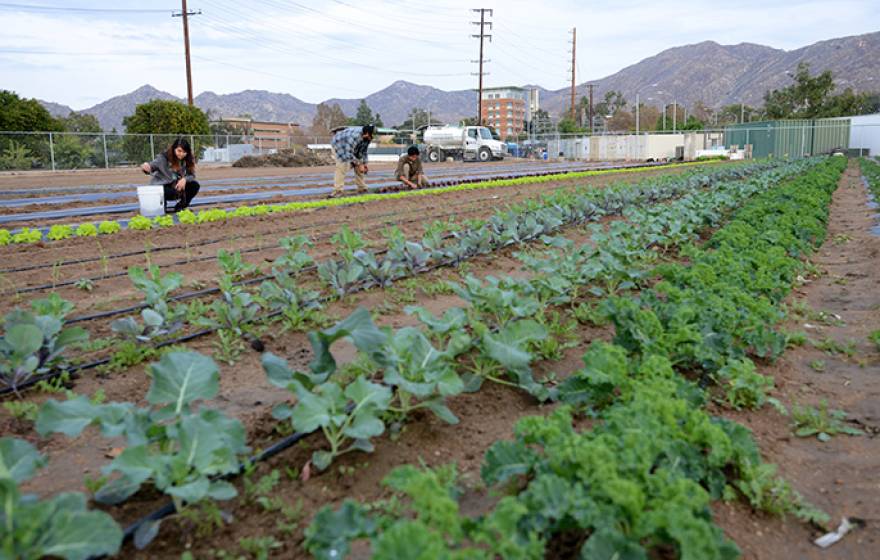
[428, 148, 443, 163]
[478, 147, 492, 162]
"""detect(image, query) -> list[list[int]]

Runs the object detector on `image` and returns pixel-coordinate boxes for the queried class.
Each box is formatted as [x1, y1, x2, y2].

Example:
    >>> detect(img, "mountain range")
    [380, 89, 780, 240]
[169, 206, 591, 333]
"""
[39, 30, 880, 132]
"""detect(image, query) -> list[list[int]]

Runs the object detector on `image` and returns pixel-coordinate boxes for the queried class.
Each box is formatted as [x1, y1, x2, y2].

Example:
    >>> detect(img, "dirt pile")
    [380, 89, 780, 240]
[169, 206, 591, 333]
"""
[233, 148, 334, 168]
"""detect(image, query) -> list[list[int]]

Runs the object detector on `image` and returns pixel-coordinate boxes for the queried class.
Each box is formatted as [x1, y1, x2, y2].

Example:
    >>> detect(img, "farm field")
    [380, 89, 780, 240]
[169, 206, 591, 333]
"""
[1, 157, 878, 560]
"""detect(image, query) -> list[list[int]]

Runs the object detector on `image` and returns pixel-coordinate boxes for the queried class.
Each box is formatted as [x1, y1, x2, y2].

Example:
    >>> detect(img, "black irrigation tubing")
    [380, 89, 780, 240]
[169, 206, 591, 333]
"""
[0, 163, 594, 216]
[5, 191, 508, 297]
[0, 161, 594, 199]
[1, 161, 673, 276]
[0, 162, 595, 205]
[1, 161, 744, 395]
[0, 183, 521, 278]
[1, 162, 664, 227]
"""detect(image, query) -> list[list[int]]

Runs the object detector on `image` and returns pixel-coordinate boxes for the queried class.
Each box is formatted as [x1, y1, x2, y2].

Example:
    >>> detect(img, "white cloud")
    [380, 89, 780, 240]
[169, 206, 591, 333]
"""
[1, 0, 877, 109]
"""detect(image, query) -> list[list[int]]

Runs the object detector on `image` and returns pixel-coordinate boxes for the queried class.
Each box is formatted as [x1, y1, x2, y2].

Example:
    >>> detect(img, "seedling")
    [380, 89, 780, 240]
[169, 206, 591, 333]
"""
[791, 400, 864, 441]
[74, 277, 95, 292]
[809, 360, 827, 372]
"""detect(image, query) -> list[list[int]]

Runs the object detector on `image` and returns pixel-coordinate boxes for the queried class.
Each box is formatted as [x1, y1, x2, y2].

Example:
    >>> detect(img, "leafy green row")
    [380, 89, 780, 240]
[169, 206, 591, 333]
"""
[0, 162, 713, 245]
[301, 157, 845, 559]
[19, 158, 823, 554]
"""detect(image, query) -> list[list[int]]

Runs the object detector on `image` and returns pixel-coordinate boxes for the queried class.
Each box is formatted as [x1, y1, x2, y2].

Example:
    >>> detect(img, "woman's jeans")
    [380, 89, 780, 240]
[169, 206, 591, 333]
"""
[163, 180, 200, 210]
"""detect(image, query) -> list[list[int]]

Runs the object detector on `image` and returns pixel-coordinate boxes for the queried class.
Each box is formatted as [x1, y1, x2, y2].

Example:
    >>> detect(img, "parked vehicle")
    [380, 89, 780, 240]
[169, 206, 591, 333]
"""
[421, 125, 507, 163]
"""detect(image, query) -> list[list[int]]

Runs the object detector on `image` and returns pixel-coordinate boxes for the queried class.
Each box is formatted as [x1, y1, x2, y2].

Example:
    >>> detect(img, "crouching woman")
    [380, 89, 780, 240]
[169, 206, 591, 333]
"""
[141, 137, 201, 211]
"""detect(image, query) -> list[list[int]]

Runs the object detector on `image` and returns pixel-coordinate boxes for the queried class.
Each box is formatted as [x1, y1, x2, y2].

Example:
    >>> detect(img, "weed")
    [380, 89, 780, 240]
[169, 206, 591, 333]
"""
[75, 278, 95, 292]
[34, 372, 71, 395]
[869, 330, 880, 352]
[3, 400, 38, 422]
[98, 340, 158, 374]
[213, 329, 244, 365]
[572, 301, 610, 326]
[809, 360, 826, 373]
[84, 474, 110, 495]
[791, 400, 864, 441]
[810, 337, 858, 358]
[239, 536, 282, 560]
[736, 462, 829, 525]
[177, 500, 226, 538]
[784, 331, 807, 347]
[421, 279, 454, 297]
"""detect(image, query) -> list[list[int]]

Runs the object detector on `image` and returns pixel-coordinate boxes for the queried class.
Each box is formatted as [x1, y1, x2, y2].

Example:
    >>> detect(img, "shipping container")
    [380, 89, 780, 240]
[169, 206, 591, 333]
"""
[724, 119, 850, 158]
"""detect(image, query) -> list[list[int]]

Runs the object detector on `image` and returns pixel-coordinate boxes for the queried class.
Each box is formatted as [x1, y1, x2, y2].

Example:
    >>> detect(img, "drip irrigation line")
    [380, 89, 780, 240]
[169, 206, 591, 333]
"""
[0, 161, 750, 396]
[82, 164, 765, 553]
[5, 192, 501, 297]
[0, 186, 515, 276]
[0, 162, 663, 227]
[0, 162, 593, 202]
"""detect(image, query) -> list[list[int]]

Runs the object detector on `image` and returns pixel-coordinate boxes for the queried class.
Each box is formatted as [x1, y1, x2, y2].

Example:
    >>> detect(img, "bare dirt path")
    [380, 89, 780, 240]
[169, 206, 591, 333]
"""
[714, 159, 880, 559]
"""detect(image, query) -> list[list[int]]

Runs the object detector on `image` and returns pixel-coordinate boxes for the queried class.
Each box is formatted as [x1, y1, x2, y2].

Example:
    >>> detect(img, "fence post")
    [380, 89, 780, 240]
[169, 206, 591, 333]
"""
[48, 132, 56, 171]
[102, 133, 109, 168]
[150, 134, 155, 157]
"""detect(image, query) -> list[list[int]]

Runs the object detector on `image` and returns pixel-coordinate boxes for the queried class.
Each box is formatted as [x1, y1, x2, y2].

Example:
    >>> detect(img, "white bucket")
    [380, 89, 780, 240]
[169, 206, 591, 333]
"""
[136, 185, 165, 217]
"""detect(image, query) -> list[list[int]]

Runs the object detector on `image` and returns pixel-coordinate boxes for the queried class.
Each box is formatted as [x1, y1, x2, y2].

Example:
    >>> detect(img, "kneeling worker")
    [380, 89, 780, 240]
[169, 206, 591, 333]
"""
[396, 146, 429, 190]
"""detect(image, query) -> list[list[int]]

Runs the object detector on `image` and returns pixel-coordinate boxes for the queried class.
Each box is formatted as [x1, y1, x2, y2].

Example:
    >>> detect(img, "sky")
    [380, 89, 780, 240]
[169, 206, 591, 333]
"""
[2, 0, 879, 110]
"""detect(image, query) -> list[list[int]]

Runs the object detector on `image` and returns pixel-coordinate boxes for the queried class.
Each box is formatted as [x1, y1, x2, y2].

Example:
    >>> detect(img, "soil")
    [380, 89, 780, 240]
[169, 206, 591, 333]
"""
[6, 159, 877, 559]
[712, 160, 880, 559]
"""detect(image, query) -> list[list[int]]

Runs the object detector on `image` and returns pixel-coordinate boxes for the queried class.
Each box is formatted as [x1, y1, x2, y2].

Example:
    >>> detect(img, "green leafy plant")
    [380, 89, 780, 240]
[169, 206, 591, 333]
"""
[791, 400, 864, 441]
[128, 215, 153, 230]
[97, 220, 120, 235]
[36, 351, 249, 548]
[74, 278, 94, 292]
[12, 227, 42, 244]
[74, 223, 97, 237]
[217, 249, 259, 281]
[0, 297, 87, 392]
[47, 224, 74, 241]
[0, 437, 123, 559]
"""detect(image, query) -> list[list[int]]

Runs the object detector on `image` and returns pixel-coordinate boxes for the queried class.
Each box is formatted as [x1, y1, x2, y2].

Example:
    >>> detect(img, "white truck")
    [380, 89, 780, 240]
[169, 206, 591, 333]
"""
[421, 125, 507, 163]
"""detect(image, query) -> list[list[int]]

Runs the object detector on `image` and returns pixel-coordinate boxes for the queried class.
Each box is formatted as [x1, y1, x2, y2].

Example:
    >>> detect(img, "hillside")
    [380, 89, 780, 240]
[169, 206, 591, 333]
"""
[38, 30, 880, 130]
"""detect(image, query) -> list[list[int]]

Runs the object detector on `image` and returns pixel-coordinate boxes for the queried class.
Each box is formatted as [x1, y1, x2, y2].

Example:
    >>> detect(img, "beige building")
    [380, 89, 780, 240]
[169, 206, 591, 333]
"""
[480, 86, 539, 140]
[211, 117, 302, 150]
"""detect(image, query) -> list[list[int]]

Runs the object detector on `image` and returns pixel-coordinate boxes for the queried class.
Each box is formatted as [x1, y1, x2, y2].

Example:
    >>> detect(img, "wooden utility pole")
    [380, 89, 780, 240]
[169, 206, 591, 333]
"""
[471, 8, 493, 125]
[173, 1, 200, 105]
[587, 84, 595, 133]
[569, 28, 576, 122]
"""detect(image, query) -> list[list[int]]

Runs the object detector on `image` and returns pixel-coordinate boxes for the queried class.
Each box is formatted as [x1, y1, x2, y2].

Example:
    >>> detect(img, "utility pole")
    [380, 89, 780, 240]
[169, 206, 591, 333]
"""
[569, 27, 576, 122]
[173, 0, 201, 105]
[586, 84, 595, 134]
[471, 8, 493, 126]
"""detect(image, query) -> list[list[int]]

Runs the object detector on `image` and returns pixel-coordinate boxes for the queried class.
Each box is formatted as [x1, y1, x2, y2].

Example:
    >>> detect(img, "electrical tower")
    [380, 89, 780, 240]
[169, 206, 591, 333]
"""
[471, 8, 493, 126]
[569, 28, 576, 122]
[172, 0, 201, 106]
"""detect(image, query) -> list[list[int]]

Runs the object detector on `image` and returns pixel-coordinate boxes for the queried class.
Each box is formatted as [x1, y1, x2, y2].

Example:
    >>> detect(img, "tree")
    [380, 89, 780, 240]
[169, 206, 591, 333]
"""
[0, 90, 63, 132]
[352, 99, 375, 125]
[122, 99, 211, 163]
[593, 90, 627, 118]
[0, 90, 63, 167]
[763, 62, 874, 119]
[310, 103, 348, 137]
[123, 99, 210, 135]
[61, 112, 102, 133]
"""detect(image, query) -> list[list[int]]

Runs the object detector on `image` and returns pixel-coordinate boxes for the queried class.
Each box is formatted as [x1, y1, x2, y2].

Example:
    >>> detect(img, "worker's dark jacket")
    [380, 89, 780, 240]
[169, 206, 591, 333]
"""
[395, 154, 424, 181]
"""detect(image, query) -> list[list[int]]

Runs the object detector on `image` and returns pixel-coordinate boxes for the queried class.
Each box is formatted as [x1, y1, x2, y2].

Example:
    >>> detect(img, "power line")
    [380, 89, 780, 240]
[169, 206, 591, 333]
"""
[0, 2, 175, 13]
[197, 10, 469, 77]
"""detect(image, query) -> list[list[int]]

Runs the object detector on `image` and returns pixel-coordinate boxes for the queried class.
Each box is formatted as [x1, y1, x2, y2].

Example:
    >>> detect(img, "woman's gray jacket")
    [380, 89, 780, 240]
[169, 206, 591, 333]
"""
[147, 153, 195, 185]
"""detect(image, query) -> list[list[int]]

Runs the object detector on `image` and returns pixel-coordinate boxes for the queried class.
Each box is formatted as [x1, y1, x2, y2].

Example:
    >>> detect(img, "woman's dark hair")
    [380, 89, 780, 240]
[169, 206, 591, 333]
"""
[165, 137, 196, 170]
[407, 145, 420, 156]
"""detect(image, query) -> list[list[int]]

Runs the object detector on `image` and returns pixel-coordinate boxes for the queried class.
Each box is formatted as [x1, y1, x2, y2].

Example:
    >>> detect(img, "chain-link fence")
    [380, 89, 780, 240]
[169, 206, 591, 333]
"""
[2, 122, 878, 171]
[0, 131, 335, 171]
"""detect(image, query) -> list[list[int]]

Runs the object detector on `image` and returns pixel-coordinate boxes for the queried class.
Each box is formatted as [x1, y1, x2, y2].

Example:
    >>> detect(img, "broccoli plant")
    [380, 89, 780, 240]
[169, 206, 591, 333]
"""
[36, 351, 249, 548]
[0, 437, 123, 559]
[0, 297, 88, 392]
[258, 270, 322, 330]
[273, 235, 314, 274]
[217, 249, 260, 281]
[127, 264, 184, 322]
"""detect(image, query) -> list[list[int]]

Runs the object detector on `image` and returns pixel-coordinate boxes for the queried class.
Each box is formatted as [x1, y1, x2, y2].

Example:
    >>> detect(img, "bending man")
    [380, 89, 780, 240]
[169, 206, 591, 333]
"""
[395, 146, 429, 190]
[329, 124, 374, 198]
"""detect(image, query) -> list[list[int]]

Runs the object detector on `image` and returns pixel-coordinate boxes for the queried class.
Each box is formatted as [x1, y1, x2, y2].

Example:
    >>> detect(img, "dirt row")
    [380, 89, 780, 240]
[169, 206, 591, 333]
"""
[0, 165, 694, 321]
[6, 161, 876, 559]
